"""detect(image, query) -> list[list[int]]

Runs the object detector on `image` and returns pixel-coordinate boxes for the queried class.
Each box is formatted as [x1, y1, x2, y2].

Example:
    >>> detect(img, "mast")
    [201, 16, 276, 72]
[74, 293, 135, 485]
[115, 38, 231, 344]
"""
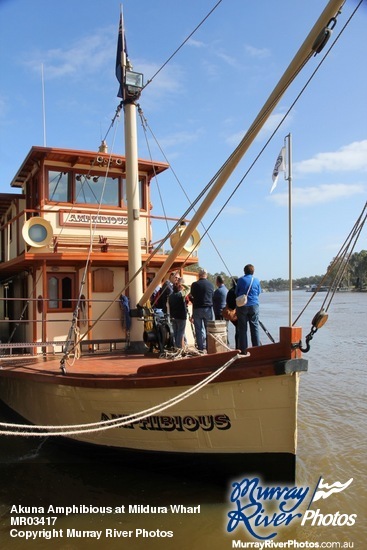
[117, 9, 145, 351]
[139, 0, 345, 307]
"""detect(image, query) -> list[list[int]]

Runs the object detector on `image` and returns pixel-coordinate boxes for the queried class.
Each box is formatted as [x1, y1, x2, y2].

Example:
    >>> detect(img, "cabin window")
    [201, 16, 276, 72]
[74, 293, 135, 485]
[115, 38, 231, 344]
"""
[122, 177, 146, 209]
[75, 174, 120, 206]
[48, 171, 71, 203]
[46, 168, 148, 208]
[47, 273, 75, 311]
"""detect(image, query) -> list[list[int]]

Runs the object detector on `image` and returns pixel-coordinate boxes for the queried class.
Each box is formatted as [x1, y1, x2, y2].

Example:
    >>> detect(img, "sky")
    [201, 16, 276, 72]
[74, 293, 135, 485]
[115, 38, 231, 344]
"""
[0, 0, 366, 281]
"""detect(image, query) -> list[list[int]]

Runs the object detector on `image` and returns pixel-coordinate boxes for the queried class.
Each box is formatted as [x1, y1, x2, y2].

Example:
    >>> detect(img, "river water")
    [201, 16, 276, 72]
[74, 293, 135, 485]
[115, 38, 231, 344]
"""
[0, 291, 365, 549]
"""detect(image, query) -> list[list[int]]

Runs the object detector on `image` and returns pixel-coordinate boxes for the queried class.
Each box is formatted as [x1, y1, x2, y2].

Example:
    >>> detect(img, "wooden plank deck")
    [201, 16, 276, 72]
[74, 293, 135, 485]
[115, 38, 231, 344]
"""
[0, 352, 162, 377]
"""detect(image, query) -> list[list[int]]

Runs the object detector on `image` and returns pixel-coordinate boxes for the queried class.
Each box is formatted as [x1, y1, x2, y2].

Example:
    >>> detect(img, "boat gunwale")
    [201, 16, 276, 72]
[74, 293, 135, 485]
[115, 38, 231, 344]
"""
[0, 338, 304, 389]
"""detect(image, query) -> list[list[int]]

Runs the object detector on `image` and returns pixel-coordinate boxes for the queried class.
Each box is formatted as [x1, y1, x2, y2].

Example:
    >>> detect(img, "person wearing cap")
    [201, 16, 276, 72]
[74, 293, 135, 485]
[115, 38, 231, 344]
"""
[168, 277, 189, 348]
[189, 268, 214, 351]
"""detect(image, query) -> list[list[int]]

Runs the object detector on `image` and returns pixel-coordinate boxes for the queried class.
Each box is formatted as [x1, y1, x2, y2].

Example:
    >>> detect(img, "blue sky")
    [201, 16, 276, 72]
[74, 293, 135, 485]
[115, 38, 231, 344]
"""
[0, 0, 366, 280]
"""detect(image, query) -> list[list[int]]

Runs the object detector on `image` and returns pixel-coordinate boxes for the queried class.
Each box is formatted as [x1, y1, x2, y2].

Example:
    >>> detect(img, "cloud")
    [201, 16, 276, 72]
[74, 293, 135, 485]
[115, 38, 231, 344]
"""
[188, 36, 239, 70]
[269, 183, 365, 207]
[295, 140, 367, 174]
[25, 31, 114, 80]
[140, 61, 184, 95]
[222, 205, 247, 215]
[187, 38, 206, 49]
[244, 44, 271, 59]
[157, 129, 204, 152]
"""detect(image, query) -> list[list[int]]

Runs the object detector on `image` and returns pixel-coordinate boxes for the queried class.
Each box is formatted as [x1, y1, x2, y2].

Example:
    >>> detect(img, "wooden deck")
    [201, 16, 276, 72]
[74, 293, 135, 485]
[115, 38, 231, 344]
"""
[0, 348, 254, 389]
[0, 351, 168, 377]
[0, 328, 307, 390]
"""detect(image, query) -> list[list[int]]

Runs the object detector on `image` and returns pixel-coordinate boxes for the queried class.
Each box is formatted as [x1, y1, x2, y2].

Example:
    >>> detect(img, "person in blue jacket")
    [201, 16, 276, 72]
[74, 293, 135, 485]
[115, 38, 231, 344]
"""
[236, 264, 262, 353]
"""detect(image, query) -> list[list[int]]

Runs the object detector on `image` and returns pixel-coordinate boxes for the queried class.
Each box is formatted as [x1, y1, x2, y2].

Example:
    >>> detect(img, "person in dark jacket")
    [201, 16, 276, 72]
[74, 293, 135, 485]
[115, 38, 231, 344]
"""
[189, 268, 214, 351]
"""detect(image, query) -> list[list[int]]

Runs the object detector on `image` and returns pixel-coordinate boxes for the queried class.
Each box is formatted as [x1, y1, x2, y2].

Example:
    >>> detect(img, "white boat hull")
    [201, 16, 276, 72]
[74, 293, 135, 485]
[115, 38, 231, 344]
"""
[0, 371, 299, 455]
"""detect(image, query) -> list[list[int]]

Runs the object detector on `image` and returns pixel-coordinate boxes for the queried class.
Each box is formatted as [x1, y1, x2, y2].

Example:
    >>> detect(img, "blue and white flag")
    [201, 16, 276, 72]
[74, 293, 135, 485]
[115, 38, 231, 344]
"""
[311, 477, 353, 503]
[270, 146, 286, 193]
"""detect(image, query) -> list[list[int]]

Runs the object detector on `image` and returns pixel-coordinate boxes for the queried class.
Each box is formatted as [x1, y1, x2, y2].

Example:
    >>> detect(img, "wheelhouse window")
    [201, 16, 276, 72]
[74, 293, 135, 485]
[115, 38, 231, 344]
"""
[46, 168, 148, 209]
[48, 171, 71, 202]
[75, 174, 119, 206]
[122, 177, 146, 209]
[47, 273, 75, 311]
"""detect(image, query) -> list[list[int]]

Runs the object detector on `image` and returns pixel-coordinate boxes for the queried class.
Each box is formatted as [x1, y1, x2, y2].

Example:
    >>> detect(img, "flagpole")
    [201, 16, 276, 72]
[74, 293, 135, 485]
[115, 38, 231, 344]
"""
[41, 64, 47, 146]
[286, 133, 293, 326]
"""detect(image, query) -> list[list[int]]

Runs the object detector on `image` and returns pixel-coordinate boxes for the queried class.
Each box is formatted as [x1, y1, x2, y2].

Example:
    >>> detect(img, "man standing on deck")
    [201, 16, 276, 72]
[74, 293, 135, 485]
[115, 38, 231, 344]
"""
[190, 268, 214, 352]
[236, 264, 262, 353]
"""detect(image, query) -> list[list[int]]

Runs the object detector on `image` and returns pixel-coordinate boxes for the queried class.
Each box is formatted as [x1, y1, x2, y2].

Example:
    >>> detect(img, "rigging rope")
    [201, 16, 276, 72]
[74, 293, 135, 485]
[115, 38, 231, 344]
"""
[0, 353, 240, 437]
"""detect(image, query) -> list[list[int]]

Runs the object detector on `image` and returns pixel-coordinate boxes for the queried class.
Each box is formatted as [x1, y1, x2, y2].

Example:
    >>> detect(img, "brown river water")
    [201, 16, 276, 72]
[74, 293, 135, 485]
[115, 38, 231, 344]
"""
[0, 291, 365, 549]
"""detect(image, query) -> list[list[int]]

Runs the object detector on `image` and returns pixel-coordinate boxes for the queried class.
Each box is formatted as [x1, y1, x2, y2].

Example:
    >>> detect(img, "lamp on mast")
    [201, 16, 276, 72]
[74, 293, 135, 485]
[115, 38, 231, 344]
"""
[124, 69, 144, 101]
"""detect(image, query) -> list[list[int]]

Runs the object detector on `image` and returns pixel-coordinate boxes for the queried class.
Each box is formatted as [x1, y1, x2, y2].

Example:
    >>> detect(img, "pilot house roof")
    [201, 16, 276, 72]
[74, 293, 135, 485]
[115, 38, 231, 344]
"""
[10, 146, 170, 188]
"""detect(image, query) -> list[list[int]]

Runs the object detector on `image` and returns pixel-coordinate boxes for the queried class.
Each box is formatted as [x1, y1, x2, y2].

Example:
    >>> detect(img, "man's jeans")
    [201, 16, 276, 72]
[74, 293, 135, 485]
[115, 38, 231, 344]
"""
[236, 304, 260, 353]
[172, 318, 186, 348]
[193, 307, 214, 350]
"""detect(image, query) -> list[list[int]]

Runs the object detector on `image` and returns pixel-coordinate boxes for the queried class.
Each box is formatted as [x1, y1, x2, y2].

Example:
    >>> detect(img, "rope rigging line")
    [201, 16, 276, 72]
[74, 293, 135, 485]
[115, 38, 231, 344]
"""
[0, 353, 240, 437]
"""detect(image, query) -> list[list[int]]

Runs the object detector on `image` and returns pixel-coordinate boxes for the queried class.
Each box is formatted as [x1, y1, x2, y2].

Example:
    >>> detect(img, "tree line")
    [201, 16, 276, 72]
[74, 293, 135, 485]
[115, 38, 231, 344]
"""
[186, 250, 367, 292]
